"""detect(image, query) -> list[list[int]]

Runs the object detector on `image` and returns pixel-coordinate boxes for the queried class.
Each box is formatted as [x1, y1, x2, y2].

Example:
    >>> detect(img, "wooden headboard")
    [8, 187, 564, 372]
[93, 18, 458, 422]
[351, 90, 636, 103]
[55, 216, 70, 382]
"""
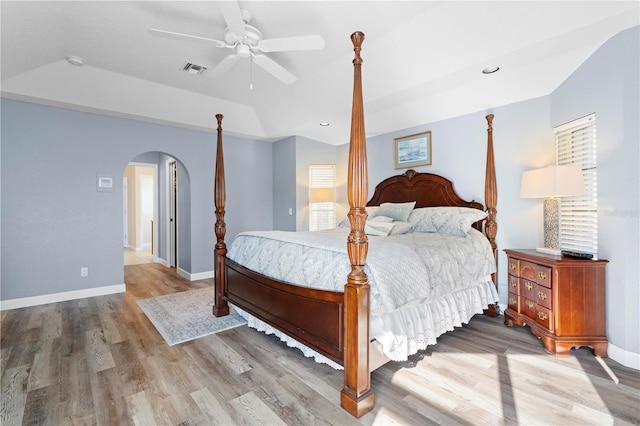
[367, 169, 485, 231]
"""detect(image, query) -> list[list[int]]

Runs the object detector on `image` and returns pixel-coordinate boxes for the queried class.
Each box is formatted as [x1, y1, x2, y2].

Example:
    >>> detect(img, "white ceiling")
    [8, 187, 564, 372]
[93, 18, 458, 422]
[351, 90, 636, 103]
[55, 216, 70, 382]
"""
[2, 1, 638, 146]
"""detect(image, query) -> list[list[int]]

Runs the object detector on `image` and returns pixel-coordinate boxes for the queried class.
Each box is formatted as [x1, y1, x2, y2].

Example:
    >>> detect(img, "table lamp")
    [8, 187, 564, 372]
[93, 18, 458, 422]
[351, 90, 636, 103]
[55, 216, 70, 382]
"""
[520, 164, 584, 255]
[309, 187, 336, 204]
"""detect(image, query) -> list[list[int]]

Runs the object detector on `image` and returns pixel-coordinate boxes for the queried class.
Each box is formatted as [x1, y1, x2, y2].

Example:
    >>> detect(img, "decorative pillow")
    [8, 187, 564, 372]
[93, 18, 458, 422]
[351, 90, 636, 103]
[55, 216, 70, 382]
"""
[390, 221, 413, 235]
[369, 215, 394, 223]
[373, 201, 416, 222]
[408, 207, 487, 237]
[364, 221, 394, 236]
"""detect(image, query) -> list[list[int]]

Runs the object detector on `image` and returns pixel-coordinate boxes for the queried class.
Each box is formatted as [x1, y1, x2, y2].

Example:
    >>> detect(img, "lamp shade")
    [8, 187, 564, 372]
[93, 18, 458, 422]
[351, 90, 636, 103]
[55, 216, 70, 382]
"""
[309, 187, 336, 203]
[520, 164, 585, 198]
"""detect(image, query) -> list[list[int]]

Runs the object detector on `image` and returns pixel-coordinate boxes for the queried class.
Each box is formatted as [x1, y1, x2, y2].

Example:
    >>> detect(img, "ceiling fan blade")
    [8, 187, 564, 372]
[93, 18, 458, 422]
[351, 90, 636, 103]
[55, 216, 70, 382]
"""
[253, 54, 296, 85]
[219, 1, 247, 38]
[259, 35, 325, 53]
[211, 54, 241, 76]
[149, 29, 226, 48]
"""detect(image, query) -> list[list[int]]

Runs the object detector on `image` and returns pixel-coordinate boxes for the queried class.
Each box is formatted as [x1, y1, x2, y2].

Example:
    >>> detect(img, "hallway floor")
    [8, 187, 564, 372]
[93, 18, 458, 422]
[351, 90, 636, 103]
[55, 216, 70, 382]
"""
[124, 247, 153, 266]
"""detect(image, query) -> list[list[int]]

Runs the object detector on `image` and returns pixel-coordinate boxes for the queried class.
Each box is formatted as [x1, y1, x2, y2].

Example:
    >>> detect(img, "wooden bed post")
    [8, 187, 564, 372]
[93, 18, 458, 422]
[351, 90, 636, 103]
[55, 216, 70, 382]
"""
[340, 31, 374, 418]
[484, 113, 499, 316]
[213, 113, 229, 317]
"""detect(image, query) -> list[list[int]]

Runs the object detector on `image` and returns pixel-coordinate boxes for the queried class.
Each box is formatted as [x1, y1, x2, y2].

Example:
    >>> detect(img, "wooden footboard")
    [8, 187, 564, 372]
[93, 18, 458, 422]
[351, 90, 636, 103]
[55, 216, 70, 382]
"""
[225, 258, 344, 365]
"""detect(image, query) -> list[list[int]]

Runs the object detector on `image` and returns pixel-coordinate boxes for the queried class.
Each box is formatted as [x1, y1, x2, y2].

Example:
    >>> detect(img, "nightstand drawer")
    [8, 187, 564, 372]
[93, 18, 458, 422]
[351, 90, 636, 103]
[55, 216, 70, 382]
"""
[508, 292, 519, 311]
[535, 305, 553, 331]
[536, 286, 552, 309]
[519, 278, 536, 300]
[520, 260, 552, 288]
[520, 296, 536, 318]
[508, 275, 519, 293]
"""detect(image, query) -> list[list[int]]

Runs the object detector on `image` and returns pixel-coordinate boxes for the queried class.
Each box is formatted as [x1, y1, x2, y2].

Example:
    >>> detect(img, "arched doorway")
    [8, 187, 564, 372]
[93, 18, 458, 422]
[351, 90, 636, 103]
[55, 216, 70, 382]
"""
[123, 152, 191, 272]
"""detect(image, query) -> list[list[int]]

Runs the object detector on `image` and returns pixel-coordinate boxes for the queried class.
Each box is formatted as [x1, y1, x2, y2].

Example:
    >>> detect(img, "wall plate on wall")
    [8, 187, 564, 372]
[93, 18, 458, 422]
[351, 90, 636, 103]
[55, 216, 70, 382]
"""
[97, 173, 114, 192]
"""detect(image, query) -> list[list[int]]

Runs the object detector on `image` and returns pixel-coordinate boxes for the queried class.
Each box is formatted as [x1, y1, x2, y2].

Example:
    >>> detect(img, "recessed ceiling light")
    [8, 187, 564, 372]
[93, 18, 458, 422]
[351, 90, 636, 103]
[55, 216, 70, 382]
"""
[320, 122, 330, 127]
[482, 66, 500, 74]
[66, 56, 84, 66]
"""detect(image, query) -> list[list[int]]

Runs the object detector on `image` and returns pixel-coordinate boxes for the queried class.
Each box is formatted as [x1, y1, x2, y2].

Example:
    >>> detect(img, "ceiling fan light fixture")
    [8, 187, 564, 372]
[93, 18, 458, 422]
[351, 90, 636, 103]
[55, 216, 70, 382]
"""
[236, 44, 251, 58]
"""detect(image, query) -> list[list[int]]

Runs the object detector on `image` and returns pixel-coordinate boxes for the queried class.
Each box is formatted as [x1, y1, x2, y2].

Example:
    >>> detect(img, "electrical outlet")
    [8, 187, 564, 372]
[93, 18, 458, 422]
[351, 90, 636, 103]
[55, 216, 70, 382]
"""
[81, 267, 88, 277]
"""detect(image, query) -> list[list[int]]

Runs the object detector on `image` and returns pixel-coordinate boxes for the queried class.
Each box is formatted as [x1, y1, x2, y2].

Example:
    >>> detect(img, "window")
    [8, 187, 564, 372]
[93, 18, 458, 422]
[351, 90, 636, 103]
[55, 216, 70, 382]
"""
[555, 113, 598, 255]
[309, 165, 336, 231]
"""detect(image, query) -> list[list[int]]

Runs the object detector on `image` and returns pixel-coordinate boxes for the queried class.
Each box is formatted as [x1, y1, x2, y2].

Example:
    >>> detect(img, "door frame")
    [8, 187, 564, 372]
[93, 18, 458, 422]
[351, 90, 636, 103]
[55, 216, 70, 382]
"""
[166, 159, 178, 268]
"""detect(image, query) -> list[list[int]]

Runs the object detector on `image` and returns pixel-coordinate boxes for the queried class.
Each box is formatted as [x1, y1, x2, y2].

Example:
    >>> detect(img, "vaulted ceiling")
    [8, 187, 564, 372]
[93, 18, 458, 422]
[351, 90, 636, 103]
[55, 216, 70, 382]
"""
[2, 1, 638, 145]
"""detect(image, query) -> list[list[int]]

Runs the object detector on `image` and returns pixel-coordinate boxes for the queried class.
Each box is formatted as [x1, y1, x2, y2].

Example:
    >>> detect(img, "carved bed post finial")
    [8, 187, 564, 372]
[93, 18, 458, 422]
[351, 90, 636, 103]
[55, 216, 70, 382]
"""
[341, 30, 374, 418]
[213, 113, 229, 317]
[484, 114, 499, 316]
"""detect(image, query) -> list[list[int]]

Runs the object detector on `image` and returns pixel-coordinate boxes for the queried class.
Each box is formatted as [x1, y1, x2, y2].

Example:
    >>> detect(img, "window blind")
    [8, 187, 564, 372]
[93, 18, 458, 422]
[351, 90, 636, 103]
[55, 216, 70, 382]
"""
[555, 113, 598, 255]
[309, 165, 336, 231]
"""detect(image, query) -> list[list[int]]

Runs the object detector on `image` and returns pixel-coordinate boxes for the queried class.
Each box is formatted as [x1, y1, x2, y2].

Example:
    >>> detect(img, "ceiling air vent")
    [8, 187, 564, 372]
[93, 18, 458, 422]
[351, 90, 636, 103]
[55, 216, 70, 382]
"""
[183, 62, 207, 76]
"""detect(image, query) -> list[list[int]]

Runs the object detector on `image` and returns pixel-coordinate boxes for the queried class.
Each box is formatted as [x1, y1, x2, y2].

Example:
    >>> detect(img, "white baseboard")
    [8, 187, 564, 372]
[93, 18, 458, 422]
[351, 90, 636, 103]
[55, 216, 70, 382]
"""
[177, 268, 215, 281]
[608, 342, 640, 370]
[0, 284, 126, 311]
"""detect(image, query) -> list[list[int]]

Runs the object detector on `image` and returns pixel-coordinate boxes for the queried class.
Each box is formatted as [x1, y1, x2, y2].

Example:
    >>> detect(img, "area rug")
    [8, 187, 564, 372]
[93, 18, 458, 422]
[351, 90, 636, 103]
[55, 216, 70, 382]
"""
[136, 287, 247, 346]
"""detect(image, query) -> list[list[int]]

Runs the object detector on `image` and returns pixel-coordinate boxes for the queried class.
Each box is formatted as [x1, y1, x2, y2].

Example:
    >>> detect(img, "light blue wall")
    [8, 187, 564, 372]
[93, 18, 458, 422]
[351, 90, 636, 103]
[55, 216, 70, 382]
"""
[273, 137, 297, 231]
[223, 133, 274, 240]
[1, 99, 272, 300]
[550, 26, 640, 357]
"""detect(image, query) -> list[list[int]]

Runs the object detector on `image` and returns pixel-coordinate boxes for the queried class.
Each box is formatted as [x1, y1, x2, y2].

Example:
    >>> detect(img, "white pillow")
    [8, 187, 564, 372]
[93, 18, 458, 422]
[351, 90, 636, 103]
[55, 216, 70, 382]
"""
[408, 207, 487, 237]
[390, 221, 413, 235]
[373, 201, 416, 222]
[364, 221, 394, 236]
[369, 215, 394, 223]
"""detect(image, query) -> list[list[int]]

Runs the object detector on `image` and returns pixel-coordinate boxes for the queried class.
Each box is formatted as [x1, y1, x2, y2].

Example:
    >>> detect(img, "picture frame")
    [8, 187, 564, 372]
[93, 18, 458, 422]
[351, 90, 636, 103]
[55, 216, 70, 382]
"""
[394, 130, 432, 169]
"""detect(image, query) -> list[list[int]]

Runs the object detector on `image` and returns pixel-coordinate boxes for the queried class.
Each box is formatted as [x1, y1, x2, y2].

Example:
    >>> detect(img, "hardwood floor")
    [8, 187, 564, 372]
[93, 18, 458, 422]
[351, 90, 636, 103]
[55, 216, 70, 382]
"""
[2, 263, 639, 425]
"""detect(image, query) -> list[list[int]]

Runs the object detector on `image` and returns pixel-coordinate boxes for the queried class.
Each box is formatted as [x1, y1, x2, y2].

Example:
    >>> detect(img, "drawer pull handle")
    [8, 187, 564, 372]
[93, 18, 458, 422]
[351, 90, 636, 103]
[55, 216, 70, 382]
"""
[510, 279, 517, 288]
[525, 300, 534, 309]
[510, 262, 516, 271]
[538, 271, 547, 280]
[525, 282, 533, 291]
[538, 291, 547, 300]
[538, 311, 548, 321]
[509, 298, 516, 305]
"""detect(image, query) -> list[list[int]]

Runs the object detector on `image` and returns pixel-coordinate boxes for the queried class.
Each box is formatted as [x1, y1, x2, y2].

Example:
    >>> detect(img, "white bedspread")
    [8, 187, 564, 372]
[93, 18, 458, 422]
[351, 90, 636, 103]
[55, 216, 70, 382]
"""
[227, 228, 498, 367]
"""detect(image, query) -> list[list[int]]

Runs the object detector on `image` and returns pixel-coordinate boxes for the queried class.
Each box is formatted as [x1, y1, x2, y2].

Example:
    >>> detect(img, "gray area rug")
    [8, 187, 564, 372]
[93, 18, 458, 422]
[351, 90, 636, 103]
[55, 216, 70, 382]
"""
[136, 287, 247, 346]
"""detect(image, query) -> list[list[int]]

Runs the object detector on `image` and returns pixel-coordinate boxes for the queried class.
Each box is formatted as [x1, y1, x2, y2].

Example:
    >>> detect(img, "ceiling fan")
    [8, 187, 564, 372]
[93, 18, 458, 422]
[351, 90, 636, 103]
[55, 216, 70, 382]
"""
[149, 1, 325, 86]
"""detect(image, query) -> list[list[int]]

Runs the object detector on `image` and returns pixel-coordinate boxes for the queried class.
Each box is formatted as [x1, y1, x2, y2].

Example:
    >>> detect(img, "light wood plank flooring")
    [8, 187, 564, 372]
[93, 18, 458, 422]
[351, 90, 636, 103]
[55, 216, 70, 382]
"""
[2, 263, 639, 425]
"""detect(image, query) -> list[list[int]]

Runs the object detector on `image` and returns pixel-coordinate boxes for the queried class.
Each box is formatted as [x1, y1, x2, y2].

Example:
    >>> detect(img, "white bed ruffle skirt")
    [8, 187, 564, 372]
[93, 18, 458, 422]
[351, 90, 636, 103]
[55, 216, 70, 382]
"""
[234, 278, 499, 370]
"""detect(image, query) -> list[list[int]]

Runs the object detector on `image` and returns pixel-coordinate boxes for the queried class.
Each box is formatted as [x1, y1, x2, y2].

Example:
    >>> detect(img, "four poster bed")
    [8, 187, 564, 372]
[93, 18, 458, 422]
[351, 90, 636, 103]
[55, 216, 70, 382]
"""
[212, 32, 498, 418]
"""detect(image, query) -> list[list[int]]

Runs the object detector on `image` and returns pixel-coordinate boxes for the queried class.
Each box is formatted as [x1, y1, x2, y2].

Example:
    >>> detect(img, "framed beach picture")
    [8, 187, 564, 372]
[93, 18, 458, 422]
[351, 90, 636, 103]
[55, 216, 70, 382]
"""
[394, 131, 432, 169]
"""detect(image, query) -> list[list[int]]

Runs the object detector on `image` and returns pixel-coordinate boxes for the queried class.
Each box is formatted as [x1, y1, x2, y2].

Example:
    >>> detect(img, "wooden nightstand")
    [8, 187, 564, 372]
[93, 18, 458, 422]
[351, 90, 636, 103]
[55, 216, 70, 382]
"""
[504, 249, 608, 357]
